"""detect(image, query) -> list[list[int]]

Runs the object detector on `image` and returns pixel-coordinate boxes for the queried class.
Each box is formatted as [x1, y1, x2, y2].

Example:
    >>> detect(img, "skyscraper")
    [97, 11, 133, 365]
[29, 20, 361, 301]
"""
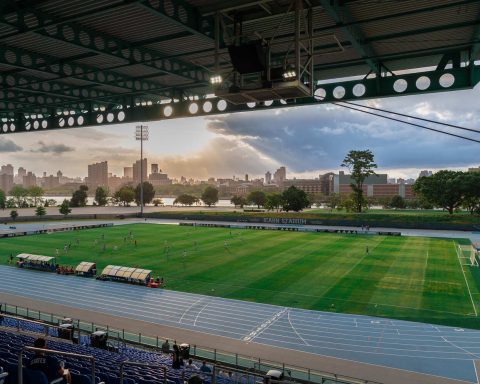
[273, 166, 286, 184]
[124, 167, 133, 179]
[151, 164, 159, 174]
[133, 158, 147, 185]
[87, 161, 108, 188]
[23, 172, 37, 188]
[0, 164, 14, 176]
[265, 171, 272, 184]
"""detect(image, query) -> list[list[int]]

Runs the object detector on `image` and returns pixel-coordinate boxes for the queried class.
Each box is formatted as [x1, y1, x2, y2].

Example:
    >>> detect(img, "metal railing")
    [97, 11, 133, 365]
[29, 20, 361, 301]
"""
[119, 361, 167, 384]
[18, 346, 95, 384]
[2, 302, 383, 384]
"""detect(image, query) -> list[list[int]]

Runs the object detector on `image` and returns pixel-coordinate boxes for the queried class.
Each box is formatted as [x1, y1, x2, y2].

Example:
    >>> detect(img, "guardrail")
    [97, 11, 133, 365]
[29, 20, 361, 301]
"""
[18, 346, 95, 384]
[2, 302, 383, 384]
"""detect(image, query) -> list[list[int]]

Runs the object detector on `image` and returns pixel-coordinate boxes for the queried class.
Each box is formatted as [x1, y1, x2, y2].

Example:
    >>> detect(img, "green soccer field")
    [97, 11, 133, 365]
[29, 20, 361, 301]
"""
[1, 223, 479, 329]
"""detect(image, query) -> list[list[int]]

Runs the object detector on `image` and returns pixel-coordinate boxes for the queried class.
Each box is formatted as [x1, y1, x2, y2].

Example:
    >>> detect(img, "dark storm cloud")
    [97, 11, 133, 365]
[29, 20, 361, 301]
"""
[31, 141, 75, 154]
[0, 138, 22, 152]
[205, 89, 480, 172]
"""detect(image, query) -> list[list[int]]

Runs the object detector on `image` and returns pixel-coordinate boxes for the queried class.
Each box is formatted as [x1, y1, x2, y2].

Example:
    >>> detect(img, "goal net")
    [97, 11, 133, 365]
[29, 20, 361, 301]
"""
[458, 244, 478, 267]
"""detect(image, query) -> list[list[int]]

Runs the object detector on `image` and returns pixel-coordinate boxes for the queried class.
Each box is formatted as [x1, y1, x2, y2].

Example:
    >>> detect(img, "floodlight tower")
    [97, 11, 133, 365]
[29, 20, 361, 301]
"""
[135, 124, 149, 217]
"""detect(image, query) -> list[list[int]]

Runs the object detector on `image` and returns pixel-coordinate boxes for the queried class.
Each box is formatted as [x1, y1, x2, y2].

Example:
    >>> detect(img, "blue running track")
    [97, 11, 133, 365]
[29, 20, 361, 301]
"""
[0, 266, 479, 383]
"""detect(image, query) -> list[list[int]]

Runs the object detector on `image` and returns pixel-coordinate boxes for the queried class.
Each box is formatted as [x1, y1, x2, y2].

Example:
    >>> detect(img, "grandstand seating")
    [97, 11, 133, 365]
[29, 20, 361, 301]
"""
[0, 327, 231, 384]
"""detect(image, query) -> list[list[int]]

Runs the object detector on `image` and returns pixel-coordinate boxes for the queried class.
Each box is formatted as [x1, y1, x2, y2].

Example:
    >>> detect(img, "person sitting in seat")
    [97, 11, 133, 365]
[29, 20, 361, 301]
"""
[186, 359, 199, 371]
[171, 344, 181, 369]
[199, 361, 211, 373]
[27, 337, 71, 384]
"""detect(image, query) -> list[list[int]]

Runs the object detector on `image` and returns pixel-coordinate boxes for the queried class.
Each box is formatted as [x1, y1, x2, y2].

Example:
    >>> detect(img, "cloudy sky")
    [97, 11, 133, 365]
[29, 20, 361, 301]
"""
[0, 85, 479, 180]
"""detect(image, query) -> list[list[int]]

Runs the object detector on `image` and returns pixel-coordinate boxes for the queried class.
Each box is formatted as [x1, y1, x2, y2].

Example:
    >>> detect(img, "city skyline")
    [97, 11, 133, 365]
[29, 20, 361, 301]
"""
[0, 88, 479, 180]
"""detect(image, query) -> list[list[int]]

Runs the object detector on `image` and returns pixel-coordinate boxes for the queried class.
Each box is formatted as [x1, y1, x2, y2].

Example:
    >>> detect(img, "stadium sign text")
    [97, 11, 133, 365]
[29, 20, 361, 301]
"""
[262, 218, 307, 225]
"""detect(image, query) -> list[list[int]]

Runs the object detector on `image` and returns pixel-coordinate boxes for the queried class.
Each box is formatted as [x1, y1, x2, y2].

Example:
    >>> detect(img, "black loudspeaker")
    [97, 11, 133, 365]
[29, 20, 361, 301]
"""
[228, 41, 266, 74]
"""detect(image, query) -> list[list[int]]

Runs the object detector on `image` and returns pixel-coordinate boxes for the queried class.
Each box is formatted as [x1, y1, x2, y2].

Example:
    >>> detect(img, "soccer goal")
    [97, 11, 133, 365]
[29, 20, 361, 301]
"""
[458, 243, 479, 267]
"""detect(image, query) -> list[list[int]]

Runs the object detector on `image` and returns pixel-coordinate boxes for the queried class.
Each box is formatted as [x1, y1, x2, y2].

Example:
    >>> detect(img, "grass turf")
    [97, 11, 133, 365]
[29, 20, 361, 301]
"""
[1, 223, 479, 329]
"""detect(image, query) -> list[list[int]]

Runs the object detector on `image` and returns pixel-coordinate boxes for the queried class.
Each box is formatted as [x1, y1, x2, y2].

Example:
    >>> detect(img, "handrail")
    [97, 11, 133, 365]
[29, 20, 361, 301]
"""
[119, 361, 167, 384]
[18, 346, 96, 384]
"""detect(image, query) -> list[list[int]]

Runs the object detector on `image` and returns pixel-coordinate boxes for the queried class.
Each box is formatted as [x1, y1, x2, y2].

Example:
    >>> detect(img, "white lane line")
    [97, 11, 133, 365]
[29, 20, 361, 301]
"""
[179, 297, 204, 324]
[287, 310, 310, 346]
[194, 301, 210, 327]
[243, 308, 288, 342]
[441, 336, 480, 359]
[453, 241, 478, 317]
[473, 360, 479, 384]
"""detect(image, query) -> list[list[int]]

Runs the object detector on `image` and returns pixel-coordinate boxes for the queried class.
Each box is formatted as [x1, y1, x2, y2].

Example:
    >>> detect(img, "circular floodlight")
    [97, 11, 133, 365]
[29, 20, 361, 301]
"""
[416, 76, 431, 91]
[217, 100, 227, 111]
[393, 79, 408, 93]
[164, 105, 173, 117]
[203, 101, 213, 113]
[439, 73, 455, 88]
[352, 83, 366, 97]
[189, 103, 199, 114]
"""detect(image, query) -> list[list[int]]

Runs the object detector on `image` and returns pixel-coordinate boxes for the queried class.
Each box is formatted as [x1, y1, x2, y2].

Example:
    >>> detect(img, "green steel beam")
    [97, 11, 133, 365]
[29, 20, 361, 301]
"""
[1, 65, 478, 134]
[0, 45, 175, 98]
[0, 1, 143, 39]
[137, 0, 215, 43]
[0, 2, 211, 83]
[319, 0, 379, 74]
[35, 21, 210, 84]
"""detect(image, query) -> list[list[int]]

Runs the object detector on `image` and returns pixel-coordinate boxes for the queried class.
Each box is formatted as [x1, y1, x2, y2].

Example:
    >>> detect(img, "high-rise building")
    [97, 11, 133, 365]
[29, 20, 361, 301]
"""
[133, 158, 147, 185]
[245, 174, 249, 181]
[57, 170, 63, 178]
[265, 171, 272, 184]
[87, 161, 108, 188]
[273, 166, 286, 184]
[0, 164, 14, 176]
[468, 166, 480, 173]
[17, 167, 26, 178]
[0, 174, 13, 193]
[151, 164, 159, 174]
[124, 167, 133, 179]
[42, 175, 60, 189]
[23, 172, 37, 188]
[419, 170, 433, 178]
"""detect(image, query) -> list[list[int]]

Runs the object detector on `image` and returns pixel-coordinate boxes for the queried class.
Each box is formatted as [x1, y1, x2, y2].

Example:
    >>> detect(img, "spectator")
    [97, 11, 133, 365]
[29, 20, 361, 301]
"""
[186, 359, 199, 371]
[161, 339, 170, 354]
[199, 361, 211, 373]
[172, 344, 181, 369]
[28, 338, 71, 384]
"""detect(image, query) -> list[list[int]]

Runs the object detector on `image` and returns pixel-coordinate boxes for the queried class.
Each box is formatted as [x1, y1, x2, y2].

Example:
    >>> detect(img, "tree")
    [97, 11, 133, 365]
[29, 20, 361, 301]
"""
[27, 186, 45, 206]
[341, 149, 377, 213]
[135, 182, 155, 206]
[59, 199, 71, 217]
[265, 193, 284, 211]
[94, 186, 109, 206]
[462, 172, 480, 215]
[230, 195, 247, 208]
[413, 170, 464, 214]
[201, 186, 219, 207]
[152, 198, 164, 207]
[326, 193, 341, 210]
[35, 206, 46, 217]
[173, 194, 199, 206]
[10, 210, 18, 221]
[0, 189, 5, 210]
[70, 185, 89, 207]
[247, 190, 266, 208]
[114, 186, 136, 206]
[282, 186, 310, 212]
[389, 195, 406, 209]
[9, 185, 28, 207]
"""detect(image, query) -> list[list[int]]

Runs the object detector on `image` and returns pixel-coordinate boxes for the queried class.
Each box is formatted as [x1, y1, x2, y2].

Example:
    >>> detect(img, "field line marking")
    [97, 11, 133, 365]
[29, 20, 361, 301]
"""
[179, 297, 204, 324]
[453, 241, 477, 317]
[193, 301, 211, 326]
[441, 336, 480, 360]
[287, 309, 311, 346]
[474, 360, 479, 384]
[243, 307, 288, 342]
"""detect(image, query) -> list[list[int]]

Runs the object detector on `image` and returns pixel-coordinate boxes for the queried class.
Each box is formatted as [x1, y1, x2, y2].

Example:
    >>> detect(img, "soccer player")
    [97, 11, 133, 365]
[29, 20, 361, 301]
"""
[365, 246, 369, 255]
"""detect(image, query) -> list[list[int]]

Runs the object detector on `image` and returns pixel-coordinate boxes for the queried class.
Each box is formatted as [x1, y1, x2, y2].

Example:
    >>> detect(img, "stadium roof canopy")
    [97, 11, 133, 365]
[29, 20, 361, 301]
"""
[0, 0, 479, 133]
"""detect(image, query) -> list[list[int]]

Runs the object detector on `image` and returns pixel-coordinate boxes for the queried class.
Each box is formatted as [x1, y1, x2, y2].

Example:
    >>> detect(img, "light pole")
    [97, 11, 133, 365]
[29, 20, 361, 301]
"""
[135, 124, 149, 217]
